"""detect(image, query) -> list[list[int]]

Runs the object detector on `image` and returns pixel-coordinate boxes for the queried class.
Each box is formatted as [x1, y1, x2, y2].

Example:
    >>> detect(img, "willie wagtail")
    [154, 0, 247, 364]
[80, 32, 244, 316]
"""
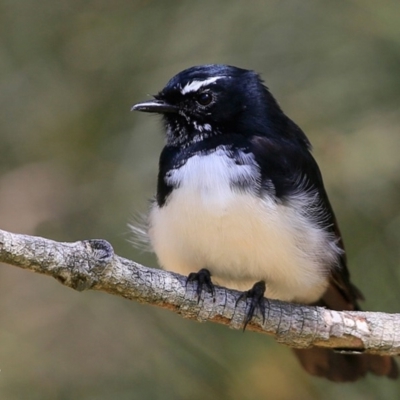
[131, 64, 398, 382]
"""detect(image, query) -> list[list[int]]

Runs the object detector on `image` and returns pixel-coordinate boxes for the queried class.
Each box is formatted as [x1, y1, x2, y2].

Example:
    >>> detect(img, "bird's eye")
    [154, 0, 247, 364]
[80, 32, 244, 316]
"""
[196, 92, 213, 106]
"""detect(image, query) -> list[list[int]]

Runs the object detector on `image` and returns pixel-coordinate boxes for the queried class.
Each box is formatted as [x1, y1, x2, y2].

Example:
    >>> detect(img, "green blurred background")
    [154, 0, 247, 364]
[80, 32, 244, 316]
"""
[1, 1, 399, 399]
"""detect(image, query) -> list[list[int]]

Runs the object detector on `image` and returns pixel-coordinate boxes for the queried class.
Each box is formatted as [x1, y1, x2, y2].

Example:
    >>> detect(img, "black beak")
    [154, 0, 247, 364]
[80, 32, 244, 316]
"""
[131, 99, 178, 114]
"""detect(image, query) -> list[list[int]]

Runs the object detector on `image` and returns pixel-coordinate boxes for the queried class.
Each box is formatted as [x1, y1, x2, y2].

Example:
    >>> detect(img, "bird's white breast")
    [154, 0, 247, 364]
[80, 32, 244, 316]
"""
[148, 148, 340, 303]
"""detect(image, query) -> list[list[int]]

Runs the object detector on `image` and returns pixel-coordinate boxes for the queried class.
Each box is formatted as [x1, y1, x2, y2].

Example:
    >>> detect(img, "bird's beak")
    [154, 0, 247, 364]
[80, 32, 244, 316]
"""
[131, 99, 178, 114]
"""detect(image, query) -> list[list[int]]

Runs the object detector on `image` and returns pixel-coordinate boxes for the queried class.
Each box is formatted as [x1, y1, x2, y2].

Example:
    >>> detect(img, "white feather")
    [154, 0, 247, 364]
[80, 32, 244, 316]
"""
[145, 148, 341, 303]
[180, 77, 223, 95]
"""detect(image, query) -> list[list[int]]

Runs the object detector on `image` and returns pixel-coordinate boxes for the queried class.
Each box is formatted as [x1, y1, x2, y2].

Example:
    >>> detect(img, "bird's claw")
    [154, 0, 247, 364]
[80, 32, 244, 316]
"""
[236, 280, 266, 331]
[186, 268, 215, 302]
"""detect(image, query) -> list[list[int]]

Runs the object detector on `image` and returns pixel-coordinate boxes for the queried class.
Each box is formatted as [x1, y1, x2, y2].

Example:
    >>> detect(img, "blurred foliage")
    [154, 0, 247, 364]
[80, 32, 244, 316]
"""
[0, 0, 399, 399]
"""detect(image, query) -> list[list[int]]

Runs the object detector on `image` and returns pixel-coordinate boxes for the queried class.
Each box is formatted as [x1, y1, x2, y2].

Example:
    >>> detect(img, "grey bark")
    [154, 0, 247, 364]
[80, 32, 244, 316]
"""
[0, 228, 399, 355]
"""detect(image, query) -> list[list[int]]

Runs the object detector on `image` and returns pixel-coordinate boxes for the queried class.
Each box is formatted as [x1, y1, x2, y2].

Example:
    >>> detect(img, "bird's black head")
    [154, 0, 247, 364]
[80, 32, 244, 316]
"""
[132, 64, 310, 148]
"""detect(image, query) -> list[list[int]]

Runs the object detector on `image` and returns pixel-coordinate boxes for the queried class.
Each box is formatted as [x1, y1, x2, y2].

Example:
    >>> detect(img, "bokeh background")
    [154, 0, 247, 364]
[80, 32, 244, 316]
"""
[1, 1, 399, 399]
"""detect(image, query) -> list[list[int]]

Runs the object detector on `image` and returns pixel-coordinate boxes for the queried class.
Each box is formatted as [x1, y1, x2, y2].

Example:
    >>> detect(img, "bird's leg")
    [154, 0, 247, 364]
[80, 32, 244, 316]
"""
[186, 268, 215, 302]
[236, 281, 266, 331]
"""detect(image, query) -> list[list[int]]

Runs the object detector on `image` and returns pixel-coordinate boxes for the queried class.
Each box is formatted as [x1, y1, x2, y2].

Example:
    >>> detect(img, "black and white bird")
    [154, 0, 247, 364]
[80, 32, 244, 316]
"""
[131, 64, 397, 382]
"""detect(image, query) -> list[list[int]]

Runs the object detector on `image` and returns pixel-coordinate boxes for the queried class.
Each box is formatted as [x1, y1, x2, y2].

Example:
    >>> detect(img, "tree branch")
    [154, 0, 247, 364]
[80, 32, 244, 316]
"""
[1, 228, 399, 355]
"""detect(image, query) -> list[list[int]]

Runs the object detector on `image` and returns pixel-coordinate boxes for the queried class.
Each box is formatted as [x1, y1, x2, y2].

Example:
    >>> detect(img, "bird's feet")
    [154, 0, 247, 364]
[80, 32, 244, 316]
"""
[186, 268, 215, 302]
[236, 281, 266, 331]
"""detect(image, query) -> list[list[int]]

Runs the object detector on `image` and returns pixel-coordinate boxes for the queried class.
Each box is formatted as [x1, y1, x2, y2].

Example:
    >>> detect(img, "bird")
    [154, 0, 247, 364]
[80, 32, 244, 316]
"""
[131, 64, 398, 382]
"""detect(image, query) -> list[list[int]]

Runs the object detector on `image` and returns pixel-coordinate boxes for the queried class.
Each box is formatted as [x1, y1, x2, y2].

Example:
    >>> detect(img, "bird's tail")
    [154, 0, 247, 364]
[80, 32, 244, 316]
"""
[293, 277, 398, 381]
[293, 348, 398, 382]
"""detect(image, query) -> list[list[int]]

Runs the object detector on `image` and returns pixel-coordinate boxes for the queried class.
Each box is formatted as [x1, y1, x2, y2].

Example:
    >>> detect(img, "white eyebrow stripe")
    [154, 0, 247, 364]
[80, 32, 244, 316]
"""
[180, 76, 223, 95]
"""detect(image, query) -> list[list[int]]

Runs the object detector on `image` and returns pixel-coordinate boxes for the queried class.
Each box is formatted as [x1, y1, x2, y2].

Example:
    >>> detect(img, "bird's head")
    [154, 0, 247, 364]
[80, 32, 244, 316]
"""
[132, 64, 309, 148]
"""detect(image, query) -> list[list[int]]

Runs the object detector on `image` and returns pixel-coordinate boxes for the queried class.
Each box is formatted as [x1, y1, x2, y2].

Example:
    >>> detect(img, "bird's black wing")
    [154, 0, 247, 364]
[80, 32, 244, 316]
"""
[249, 133, 398, 382]
[249, 133, 361, 308]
